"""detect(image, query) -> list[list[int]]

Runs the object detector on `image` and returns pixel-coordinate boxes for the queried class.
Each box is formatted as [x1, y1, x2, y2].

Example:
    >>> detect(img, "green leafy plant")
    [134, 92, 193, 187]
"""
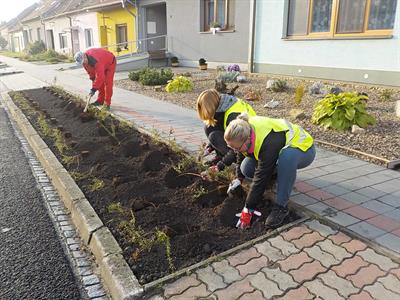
[26, 41, 46, 55]
[138, 68, 174, 86]
[294, 85, 305, 106]
[193, 186, 207, 199]
[170, 56, 178, 64]
[128, 68, 148, 81]
[89, 177, 105, 191]
[379, 89, 393, 102]
[0, 35, 7, 50]
[165, 76, 193, 93]
[270, 80, 288, 92]
[312, 92, 376, 130]
[210, 21, 221, 28]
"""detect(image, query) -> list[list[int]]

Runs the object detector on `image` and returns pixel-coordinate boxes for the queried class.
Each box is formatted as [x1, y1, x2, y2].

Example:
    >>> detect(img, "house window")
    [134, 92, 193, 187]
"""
[116, 24, 128, 49]
[286, 0, 397, 38]
[37, 28, 41, 41]
[202, 0, 231, 31]
[84, 28, 93, 48]
[28, 29, 33, 42]
[59, 33, 68, 48]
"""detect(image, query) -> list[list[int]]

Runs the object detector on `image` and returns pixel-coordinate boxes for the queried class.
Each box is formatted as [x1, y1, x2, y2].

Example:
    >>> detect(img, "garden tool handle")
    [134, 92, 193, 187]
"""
[83, 94, 93, 112]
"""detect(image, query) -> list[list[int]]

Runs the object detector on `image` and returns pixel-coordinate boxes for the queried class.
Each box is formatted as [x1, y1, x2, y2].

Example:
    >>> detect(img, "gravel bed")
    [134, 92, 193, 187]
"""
[115, 68, 400, 166]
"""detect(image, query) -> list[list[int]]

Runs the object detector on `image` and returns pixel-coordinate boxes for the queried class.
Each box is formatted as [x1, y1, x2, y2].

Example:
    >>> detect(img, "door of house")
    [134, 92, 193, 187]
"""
[145, 3, 167, 51]
[46, 30, 54, 50]
[72, 29, 80, 53]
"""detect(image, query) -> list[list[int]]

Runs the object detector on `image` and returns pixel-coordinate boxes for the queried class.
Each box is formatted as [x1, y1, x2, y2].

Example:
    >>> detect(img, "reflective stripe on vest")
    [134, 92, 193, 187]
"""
[224, 99, 256, 129]
[248, 116, 313, 160]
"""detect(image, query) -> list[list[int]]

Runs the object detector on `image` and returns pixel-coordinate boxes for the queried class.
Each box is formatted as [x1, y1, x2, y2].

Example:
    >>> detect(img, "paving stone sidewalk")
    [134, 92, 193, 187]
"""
[151, 220, 400, 300]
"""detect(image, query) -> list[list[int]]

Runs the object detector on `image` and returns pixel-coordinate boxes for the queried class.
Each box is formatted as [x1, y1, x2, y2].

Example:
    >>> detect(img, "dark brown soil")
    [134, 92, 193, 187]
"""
[11, 88, 299, 284]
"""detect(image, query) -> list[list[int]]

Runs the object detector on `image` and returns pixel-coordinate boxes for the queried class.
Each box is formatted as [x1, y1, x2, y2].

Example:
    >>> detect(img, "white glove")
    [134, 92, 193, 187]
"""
[227, 178, 242, 194]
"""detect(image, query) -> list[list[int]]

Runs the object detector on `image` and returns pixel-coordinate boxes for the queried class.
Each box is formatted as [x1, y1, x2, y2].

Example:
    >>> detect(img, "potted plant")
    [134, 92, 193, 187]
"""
[210, 21, 222, 33]
[170, 56, 179, 67]
[199, 58, 207, 70]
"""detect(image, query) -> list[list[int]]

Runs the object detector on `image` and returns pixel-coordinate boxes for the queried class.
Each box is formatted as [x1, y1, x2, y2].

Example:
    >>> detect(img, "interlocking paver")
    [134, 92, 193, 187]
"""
[268, 236, 299, 256]
[383, 208, 400, 221]
[236, 255, 269, 277]
[341, 192, 370, 205]
[307, 202, 338, 216]
[324, 185, 351, 197]
[211, 260, 241, 284]
[289, 260, 326, 282]
[275, 286, 314, 300]
[355, 187, 387, 199]
[364, 281, 400, 300]
[196, 266, 226, 292]
[343, 205, 377, 220]
[316, 239, 352, 262]
[168, 284, 211, 300]
[390, 268, 400, 280]
[254, 241, 285, 262]
[348, 290, 374, 300]
[304, 278, 344, 300]
[292, 231, 325, 249]
[249, 272, 283, 298]
[371, 179, 400, 194]
[378, 273, 400, 294]
[348, 221, 386, 239]
[361, 200, 393, 214]
[357, 248, 399, 271]
[262, 266, 297, 290]
[318, 270, 359, 298]
[366, 215, 400, 231]
[340, 239, 368, 253]
[378, 194, 400, 208]
[227, 247, 261, 267]
[304, 220, 337, 236]
[375, 233, 400, 253]
[331, 255, 369, 278]
[304, 245, 338, 268]
[325, 211, 360, 226]
[290, 193, 319, 206]
[295, 181, 317, 193]
[163, 274, 201, 297]
[237, 290, 264, 300]
[281, 225, 312, 241]
[324, 197, 355, 210]
[328, 232, 352, 245]
[346, 264, 386, 288]
[214, 277, 254, 300]
[278, 251, 313, 272]
[306, 189, 335, 201]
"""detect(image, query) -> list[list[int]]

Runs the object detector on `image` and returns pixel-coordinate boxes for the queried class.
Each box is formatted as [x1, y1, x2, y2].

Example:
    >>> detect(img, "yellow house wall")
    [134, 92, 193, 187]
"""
[96, 6, 136, 56]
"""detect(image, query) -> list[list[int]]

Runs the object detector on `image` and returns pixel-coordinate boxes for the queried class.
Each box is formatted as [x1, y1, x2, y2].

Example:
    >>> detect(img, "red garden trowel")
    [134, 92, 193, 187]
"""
[83, 94, 93, 113]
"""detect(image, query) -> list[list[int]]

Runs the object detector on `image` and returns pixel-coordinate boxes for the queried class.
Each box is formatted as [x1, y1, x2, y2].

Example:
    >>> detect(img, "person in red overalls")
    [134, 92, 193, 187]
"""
[74, 48, 116, 110]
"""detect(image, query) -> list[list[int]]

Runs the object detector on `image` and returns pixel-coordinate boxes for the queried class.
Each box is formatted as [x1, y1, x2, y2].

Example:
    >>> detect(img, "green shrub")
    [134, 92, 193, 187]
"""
[138, 68, 174, 86]
[26, 41, 46, 55]
[128, 68, 146, 81]
[217, 71, 240, 83]
[312, 92, 376, 130]
[165, 76, 193, 93]
[271, 80, 288, 92]
[294, 85, 305, 106]
[379, 89, 393, 102]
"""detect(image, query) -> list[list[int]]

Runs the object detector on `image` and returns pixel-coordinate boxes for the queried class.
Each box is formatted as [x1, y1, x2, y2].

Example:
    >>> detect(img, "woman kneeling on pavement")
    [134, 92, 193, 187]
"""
[197, 89, 256, 173]
[224, 113, 316, 229]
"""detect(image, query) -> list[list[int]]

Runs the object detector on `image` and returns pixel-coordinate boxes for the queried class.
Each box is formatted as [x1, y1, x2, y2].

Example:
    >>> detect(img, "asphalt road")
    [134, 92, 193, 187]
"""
[0, 106, 82, 299]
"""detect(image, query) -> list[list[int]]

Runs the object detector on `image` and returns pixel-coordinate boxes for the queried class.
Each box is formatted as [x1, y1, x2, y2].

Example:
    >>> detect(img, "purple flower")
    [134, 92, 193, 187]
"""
[227, 64, 240, 72]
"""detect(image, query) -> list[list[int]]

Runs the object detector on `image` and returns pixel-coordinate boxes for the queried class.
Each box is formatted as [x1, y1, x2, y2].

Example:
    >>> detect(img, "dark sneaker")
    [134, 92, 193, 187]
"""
[102, 104, 110, 111]
[265, 205, 289, 228]
[91, 100, 103, 107]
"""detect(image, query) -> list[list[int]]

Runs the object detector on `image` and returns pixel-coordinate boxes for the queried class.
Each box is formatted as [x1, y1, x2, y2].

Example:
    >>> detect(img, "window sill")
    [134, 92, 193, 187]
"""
[283, 35, 393, 41]
[199, 30, 236, 34]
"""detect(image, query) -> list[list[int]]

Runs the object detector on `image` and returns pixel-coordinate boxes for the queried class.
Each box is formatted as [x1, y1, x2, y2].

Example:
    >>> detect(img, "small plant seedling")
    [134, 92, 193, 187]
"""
[193, 186, 207, 199]
[89, 178, 105, 191]
[379, 89, 393, 102]
[294, 85, 305, 106]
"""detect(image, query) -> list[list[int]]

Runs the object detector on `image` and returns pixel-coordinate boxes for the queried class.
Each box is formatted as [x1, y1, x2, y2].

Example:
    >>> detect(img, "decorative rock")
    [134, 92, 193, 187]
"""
[289, 108, 306, 120]
[351, 125, 365, 134]
[309, 81, 324, 95]
[396, 100, 400, 118]
[81, 150, 90, 158]
[50, 118, 57, 124]
[236, 75, 247, 83]
[330, 86, 343, 95]
[154, 86, 162, 92]
[266, 79, 276, 89]
[244, 91, 260, 101]
[264, 99, 280, 109]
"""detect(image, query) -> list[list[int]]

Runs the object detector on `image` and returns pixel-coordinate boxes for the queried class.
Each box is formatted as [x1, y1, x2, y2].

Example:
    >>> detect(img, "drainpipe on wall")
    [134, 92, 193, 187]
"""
[248, 0, 256, 73]
[68, 16, 73, 55]
[121, 0, 137, 54]
[40, 16, 47, 49]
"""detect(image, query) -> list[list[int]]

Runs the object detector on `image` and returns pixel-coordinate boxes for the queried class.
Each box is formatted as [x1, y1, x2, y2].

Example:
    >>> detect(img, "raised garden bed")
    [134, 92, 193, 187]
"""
[10, 87, 299, 285]
[115, 69, 400, 166]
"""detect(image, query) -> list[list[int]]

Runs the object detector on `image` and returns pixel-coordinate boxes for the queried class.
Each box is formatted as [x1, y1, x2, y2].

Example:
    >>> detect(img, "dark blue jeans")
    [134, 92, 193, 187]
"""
[240, 145, 316, 207]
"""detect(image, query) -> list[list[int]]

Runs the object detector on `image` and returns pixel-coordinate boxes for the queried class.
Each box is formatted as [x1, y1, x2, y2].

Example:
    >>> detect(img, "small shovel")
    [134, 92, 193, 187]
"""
[83, 94, 93, 113]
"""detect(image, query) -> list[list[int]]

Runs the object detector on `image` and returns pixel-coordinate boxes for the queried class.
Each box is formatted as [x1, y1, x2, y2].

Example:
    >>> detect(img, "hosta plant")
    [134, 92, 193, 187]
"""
[165, 76, 193, 93]
[311, 92, 376, 131]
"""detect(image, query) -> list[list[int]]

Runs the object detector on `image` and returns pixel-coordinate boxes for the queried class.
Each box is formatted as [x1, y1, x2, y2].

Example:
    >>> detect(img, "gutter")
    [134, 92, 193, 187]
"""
[68, 16, 73, 55]
[248, 0, 256, 73]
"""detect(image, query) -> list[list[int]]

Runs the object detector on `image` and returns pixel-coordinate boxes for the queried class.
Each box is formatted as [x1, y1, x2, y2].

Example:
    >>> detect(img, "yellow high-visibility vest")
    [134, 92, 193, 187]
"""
[223, 99, 256, 129]
[248, 116, 314, 160]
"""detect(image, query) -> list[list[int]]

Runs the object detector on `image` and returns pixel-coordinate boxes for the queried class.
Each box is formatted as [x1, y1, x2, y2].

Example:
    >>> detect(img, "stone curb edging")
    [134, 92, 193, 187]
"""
[1, 92, 143, 300]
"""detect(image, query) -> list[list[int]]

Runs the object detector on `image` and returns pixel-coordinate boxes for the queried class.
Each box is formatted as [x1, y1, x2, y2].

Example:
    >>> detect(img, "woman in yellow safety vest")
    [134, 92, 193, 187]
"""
[197, 89, 256, 173]
[224, 113, 316, 229]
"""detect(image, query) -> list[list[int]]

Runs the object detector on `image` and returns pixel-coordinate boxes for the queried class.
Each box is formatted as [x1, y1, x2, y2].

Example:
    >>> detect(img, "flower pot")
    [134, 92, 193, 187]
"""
[199, 64, 208, 70]
[171, 62, 179, 67]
